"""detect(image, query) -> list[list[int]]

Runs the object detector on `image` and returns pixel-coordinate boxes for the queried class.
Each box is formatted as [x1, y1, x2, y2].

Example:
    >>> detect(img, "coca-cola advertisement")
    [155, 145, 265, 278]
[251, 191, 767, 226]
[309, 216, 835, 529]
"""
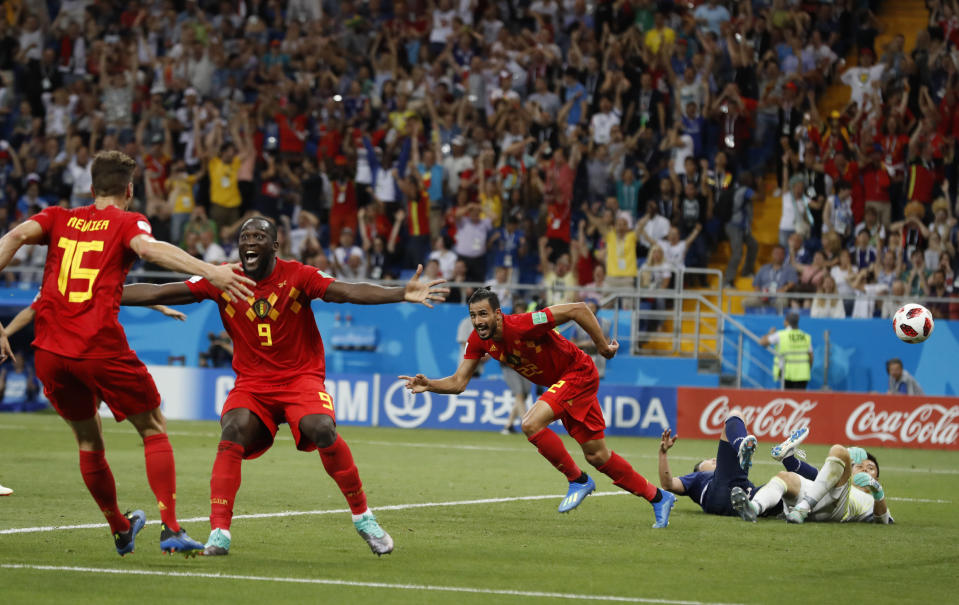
[676, 387, 959, 450]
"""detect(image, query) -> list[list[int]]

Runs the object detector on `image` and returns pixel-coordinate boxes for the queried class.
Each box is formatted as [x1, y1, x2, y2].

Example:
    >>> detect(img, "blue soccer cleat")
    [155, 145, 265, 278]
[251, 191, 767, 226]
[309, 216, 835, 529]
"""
[114, 510, 146, 557]
[651, 490, 676, 528]
[160, 524, 204, 556]
[558, 475, 596, 513]
[771, 426, 809, 462]
[738, 435, 758, 471]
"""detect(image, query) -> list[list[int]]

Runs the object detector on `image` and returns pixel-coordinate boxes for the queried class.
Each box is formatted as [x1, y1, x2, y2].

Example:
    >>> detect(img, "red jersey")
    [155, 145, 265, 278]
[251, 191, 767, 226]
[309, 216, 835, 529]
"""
[545, 200, 571, 242]
[31, 205, 154, 358]
[185, 259, 335, 388]
[463, 309, 592, 387]
[408, 182, 431, 237]
[143, 153, 169, 194]
[907, 159, 936, 204]
[276, 112, 307, 154]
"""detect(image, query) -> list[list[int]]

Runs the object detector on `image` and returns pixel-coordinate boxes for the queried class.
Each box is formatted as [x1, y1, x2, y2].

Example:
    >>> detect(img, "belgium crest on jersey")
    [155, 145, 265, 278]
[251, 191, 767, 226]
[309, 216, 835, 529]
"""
[252, 298, 272, 319]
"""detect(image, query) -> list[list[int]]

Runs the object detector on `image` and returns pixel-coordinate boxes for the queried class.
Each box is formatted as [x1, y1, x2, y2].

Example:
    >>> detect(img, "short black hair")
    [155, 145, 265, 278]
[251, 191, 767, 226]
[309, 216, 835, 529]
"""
[786, 311, 800, 328]
[693, 461, 703, 473]
[468, 287, 501, 311]
[240, 216, 278, 243]
[886, 357, 903, 372]
[867, 452, 880, 478]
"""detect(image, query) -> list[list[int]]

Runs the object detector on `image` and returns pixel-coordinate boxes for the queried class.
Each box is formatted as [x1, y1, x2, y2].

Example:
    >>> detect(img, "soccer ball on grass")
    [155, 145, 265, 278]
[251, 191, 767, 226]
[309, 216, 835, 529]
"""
[893, 303, 934, 344]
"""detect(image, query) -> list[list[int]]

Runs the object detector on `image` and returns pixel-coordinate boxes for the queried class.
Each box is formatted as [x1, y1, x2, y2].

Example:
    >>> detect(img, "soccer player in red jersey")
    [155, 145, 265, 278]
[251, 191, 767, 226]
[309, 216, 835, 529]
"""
[0, 150, 255, 556]
[400, 288, 677, 527]
[119, 216, 448, 556]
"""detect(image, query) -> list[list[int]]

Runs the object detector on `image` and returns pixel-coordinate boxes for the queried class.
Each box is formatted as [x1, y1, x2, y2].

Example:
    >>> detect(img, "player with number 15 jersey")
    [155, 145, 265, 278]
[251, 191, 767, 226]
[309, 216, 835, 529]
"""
[31, 204, 154, 360]
[0, 150, 254, 557]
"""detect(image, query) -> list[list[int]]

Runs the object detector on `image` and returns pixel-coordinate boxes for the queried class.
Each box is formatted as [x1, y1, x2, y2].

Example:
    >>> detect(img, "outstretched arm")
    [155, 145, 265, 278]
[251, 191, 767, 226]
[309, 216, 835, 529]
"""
[658, 429, 687, 494]
[548, 302, 618, 358]
[129, 235, 254, 300]
[399, 356, 482, 395]
[0, 305, 38, 361]
[0, 220, 44, 271]
[323, 264, 448, 307]
[121, 282, 199, 306]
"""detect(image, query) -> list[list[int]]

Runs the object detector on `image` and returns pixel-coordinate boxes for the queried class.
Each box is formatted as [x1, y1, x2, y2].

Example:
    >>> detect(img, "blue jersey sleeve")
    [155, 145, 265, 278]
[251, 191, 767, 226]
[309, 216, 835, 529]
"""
[678, 471, 713, 509]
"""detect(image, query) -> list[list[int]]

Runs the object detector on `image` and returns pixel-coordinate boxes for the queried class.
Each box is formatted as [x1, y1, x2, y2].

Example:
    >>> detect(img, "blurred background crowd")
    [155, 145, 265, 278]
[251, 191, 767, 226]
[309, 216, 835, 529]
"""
[0, 0, 957, 322]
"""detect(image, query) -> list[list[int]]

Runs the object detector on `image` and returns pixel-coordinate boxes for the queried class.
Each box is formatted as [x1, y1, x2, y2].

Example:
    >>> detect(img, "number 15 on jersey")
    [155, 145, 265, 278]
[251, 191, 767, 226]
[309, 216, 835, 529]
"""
[57, 237, 103, 303]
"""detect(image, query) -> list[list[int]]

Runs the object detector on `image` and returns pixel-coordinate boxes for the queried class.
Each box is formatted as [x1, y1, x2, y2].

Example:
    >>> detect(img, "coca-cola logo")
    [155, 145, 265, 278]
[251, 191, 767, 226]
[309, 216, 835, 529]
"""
[699, 396, 815, 439]
[845, 402, 959, 445]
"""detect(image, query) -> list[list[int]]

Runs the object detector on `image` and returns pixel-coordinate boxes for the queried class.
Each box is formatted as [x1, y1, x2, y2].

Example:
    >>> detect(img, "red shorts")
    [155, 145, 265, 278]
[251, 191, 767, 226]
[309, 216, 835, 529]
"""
[537, 365, 605, 444]
[223, 376, 335, 459]
[34, 348, 161, 422]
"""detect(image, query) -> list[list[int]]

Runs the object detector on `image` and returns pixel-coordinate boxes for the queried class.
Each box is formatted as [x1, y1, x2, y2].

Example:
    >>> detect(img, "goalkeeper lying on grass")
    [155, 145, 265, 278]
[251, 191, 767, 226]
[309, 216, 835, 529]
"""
[730, 436, 893, 525]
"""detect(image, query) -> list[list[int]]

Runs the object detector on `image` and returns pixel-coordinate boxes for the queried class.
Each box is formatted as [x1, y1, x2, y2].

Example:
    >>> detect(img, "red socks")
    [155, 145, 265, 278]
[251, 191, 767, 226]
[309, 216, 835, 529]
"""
[209, 440, 244, 530]
[143, 434, 180, 532]
[78, 450, 129, 534]
[598, 451, 657, 501]
[318, 436, 367, 514]
[528, 428, 583, 482]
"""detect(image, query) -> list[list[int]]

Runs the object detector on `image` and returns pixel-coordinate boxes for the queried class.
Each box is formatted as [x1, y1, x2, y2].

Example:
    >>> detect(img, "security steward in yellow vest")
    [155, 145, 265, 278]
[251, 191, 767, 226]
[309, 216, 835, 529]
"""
[759, 312, 813, 390]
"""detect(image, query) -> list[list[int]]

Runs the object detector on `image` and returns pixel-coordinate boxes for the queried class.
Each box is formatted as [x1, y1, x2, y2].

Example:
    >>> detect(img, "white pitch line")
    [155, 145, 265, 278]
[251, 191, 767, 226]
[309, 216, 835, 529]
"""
[0, 564, 740, 605]
[0, 488, 951, 537]
[3, 423, 959, 474]
[0, 492, 627, 535]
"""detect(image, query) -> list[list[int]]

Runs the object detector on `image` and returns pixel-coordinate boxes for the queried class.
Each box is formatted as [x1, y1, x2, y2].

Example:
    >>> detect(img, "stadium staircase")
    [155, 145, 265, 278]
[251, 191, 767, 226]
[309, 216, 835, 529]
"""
[634, 0, 929, 383]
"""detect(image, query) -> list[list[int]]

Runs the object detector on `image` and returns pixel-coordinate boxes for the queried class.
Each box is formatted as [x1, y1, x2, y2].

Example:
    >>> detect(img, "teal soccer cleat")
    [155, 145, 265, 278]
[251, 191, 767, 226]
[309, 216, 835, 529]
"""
[558, 475, 596, 513]
[202, 528, 231, 556]
[731, 487, 758, 522]
[354, 512, 394, 556]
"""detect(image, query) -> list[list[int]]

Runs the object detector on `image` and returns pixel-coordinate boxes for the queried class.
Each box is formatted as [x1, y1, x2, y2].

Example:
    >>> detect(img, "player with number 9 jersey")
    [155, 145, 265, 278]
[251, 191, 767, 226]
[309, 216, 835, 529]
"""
[118, 216, 448, 557]
[184, 259, 335, 390]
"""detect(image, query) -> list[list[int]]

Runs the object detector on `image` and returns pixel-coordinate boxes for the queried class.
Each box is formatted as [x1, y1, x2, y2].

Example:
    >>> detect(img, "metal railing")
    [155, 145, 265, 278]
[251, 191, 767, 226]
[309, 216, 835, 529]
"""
[721, 288, 959, 317]
[0, 265, 881, 390]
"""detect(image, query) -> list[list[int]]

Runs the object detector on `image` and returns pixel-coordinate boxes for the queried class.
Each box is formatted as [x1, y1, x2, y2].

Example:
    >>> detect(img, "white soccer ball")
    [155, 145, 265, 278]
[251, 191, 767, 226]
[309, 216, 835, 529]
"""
[893, 303, 934, 344]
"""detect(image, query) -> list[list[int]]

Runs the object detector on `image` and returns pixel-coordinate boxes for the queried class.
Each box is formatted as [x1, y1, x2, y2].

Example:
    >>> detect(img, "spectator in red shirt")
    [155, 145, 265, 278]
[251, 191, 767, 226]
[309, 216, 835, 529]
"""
[825, 151, 863, 223]
[907, 143, 938, 209]
[861, 144, 892, 226]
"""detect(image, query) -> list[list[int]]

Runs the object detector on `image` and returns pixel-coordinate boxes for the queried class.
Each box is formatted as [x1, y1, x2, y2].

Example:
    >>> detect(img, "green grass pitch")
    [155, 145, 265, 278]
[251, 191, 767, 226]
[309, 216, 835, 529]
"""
[1, 412, 958, 604]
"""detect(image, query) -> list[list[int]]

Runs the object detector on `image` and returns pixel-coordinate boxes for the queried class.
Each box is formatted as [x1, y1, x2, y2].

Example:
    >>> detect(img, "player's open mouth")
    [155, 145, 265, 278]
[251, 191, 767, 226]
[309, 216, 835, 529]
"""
[243, 250, 259, 265]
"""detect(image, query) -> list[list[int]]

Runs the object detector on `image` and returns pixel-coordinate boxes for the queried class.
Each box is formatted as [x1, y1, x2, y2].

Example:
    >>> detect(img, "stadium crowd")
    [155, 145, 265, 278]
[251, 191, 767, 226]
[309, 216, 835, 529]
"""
[0, 0, 957, 319]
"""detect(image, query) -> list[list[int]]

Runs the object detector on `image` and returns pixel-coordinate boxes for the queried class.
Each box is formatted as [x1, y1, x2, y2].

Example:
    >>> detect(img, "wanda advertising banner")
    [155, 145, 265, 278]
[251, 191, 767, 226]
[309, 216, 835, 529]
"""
[676, 387, 959, 450]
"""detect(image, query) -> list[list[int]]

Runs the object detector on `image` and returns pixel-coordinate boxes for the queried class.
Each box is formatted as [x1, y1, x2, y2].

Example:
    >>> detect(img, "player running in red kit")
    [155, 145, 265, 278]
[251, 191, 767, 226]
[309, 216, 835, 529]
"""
[0, 150, 254, 556]
[400, 288, 676, 527]
[120, 216, 448, 556]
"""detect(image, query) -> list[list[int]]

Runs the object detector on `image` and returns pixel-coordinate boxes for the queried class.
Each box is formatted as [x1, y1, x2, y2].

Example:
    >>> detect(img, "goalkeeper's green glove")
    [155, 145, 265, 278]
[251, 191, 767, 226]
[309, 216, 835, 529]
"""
[853, 472, 884, 501]
[848, 446, 868, 465]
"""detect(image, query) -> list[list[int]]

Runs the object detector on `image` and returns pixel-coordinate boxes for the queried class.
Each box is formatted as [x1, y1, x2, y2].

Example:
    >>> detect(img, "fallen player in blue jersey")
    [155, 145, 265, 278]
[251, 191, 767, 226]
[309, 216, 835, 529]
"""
[657, 412, 813, 517]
